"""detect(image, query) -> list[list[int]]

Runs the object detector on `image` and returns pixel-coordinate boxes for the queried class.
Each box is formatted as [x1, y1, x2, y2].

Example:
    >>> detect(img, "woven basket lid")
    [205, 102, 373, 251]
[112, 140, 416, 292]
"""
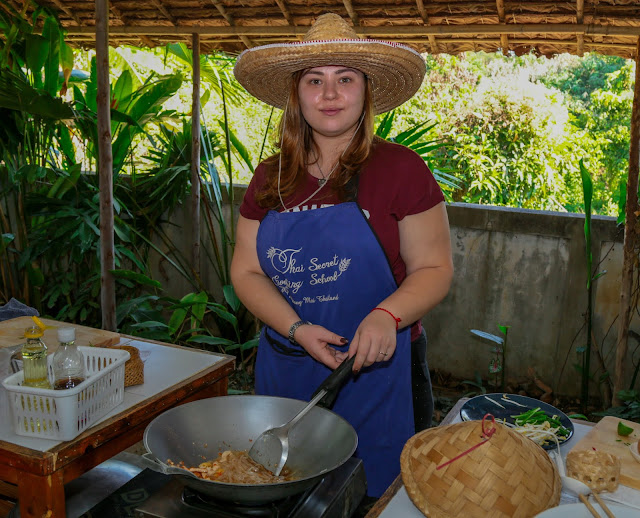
[401, 420, 561, 518]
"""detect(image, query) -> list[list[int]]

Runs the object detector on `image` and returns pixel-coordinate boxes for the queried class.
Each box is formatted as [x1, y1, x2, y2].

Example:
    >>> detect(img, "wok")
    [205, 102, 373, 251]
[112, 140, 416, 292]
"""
[142, 361, 358, 505]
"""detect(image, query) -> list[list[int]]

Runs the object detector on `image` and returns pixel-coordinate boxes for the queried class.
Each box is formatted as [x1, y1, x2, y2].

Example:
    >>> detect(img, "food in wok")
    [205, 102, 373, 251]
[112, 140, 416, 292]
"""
[168, 450, 297, 484]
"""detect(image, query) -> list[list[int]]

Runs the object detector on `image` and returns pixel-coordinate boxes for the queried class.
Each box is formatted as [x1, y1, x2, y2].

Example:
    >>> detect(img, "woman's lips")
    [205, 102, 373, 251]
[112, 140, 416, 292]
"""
[321, 108, 341, 116]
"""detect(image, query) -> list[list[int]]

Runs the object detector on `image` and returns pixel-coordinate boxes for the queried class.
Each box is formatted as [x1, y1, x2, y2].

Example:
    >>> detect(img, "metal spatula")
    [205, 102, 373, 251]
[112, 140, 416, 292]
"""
[248, 355, 355, 476]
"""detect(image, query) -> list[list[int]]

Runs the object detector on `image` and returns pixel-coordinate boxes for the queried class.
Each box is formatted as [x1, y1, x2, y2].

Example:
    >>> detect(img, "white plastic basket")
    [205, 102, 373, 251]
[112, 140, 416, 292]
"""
[2, 346, 130, 441]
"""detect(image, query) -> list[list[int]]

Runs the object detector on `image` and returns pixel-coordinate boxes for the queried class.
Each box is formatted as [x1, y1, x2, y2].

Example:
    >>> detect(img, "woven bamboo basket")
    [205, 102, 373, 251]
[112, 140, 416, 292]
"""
[400, 420, 561, 518]
[107, 345, 144, 387]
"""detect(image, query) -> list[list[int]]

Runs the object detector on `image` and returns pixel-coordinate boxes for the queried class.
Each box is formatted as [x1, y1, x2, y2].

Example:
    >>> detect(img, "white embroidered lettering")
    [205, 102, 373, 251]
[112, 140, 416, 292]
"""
[271, 275, 304, 294]
[308, 254, 339, 271]
[310, 271, 339, 285]
[266, 247, 304, 274]
[317, 294, 339, 302]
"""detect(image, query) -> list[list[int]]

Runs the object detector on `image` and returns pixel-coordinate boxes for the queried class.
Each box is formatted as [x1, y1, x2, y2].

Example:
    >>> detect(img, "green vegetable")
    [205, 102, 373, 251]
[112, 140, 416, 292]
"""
[617, 421, 634, 437]
[511, 407, 570, 437]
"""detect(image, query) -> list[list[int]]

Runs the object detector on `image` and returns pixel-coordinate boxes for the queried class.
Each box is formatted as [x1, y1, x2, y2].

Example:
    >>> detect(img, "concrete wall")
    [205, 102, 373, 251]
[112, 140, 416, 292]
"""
[425, 203, 632, 399]
[156, 190, 637, 400]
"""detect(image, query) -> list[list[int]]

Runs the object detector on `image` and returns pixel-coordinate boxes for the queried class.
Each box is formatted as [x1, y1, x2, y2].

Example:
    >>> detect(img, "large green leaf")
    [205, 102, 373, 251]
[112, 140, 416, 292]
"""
[579, 159, 593, 288]
[112, 70, 134, 109]
[24, 34, 48, 89]
[187, 335, 234, 347]
[0, 69, 74, 120]
[110, 269, 162, 288]
[223, 284, 241, 313]
[110, 74, 182, 173]
[375, 111, 395, 139]
[128, 74, 182, 126]
[42, 17, 60, 97]
[59, 41, 74, 95]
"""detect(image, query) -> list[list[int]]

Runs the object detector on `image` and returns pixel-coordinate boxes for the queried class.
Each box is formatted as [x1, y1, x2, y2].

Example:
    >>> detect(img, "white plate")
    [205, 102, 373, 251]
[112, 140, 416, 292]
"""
[535, 502, 639, 517]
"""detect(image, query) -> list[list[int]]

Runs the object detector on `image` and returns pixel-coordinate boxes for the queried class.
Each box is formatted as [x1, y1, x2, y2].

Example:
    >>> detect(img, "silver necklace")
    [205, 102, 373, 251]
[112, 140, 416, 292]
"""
[311, 150, 338, 186]
[278, 114, 364, 212]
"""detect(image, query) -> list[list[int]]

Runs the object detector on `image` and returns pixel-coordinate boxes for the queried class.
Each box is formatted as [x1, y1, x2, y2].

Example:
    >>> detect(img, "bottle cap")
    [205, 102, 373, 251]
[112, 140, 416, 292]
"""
[57, 327, 76, 342]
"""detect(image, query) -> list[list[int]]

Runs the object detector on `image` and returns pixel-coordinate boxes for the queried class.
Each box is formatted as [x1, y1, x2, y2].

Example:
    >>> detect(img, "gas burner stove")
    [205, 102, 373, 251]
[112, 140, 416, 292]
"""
[134, 457, 366, 518]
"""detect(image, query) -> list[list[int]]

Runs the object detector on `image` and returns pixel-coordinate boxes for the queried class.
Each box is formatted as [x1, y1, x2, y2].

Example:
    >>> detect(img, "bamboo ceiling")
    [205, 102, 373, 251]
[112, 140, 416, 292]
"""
[8, 0, 640, 59]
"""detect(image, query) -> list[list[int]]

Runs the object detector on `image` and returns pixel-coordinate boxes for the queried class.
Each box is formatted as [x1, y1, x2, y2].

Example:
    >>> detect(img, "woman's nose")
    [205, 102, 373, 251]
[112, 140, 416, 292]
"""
[323, 81, 337, 99]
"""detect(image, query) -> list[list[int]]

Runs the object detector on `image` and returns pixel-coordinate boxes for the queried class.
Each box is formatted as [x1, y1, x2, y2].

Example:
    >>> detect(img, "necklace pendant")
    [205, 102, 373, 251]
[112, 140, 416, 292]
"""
[318, 178, 327, 186]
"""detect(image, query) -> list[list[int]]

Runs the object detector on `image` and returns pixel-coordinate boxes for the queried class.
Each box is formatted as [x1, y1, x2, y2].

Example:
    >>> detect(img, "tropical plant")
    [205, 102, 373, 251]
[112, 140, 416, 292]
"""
[577, 159, 608, 412]
[593, 389, 640, 421]
[374, 110, 459, 197]
[0, 5, 76, 307]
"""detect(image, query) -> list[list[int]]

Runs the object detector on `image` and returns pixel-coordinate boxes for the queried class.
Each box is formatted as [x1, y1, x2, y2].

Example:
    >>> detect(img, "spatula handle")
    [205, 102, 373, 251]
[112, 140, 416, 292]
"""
[312, 355, 356, 408]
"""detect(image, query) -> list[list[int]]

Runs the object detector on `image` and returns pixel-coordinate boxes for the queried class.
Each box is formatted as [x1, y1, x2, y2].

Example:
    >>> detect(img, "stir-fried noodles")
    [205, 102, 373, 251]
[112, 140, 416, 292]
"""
[169, 450, 296, 484]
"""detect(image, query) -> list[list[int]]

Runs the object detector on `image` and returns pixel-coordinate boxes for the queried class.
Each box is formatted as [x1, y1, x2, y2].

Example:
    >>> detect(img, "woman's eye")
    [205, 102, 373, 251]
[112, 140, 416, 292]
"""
[339, 76, 352, 83]
[310, 79, 322, 85]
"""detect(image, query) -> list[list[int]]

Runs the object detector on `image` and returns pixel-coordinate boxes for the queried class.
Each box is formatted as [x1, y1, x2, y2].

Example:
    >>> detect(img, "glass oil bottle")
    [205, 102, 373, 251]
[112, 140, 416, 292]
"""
[21, 326, 51, 389]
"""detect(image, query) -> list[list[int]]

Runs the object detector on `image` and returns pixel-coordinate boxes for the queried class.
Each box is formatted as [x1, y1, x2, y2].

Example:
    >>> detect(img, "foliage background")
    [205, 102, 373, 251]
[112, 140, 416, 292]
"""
[75, 48, 635, 217]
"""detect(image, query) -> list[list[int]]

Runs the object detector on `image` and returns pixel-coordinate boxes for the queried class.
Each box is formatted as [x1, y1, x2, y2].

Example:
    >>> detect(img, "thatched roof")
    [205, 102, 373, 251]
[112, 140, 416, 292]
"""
[10, 0, 640, 60]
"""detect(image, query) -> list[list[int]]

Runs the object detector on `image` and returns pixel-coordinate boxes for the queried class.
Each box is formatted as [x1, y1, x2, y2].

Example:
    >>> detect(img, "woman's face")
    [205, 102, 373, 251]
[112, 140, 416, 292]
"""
[297, 65, 366, 141]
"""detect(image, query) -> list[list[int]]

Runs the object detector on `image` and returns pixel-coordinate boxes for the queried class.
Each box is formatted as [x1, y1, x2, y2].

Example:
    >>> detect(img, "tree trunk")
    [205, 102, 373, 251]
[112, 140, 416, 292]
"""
[613, 37, 640, 405]
[96, 0, 116, 331]
[191, 33, 201, 276]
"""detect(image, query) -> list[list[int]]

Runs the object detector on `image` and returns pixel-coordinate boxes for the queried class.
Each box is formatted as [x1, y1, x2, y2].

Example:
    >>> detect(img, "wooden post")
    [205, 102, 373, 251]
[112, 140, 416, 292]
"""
[96, 0, 116, 331]
[613, 36, 640, 405]
[191, 33, 201, 276]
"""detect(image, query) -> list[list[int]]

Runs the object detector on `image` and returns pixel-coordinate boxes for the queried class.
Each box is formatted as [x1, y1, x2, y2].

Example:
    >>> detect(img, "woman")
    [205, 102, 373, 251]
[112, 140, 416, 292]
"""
[231, 13, 454, 497]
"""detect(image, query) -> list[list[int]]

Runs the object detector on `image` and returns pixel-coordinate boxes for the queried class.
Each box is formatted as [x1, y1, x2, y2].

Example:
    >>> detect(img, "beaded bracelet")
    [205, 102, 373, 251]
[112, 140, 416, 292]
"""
[371, 307, 402, 330]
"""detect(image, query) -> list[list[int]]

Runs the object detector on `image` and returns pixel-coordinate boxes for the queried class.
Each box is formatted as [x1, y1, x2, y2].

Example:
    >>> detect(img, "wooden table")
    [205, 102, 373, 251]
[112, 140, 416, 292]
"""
[0, 332, 235, 518]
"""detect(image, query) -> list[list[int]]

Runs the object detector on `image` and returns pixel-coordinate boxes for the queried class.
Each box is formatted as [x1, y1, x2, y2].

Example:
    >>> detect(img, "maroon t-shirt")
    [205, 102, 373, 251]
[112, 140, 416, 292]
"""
[239, 140, 445, 340]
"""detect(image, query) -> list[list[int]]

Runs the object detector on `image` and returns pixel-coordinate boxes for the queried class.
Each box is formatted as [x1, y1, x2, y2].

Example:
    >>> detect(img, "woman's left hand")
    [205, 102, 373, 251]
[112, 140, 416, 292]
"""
[348, 310, 397, 371]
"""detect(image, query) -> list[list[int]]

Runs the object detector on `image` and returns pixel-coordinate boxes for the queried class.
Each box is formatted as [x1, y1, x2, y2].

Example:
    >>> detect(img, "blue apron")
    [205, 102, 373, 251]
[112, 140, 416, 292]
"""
[255, 201, 414, 497]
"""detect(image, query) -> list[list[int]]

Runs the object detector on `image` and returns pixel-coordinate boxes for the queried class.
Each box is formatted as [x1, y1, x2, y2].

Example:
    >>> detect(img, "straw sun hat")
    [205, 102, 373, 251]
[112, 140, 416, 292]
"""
[233, 13, 426, 115]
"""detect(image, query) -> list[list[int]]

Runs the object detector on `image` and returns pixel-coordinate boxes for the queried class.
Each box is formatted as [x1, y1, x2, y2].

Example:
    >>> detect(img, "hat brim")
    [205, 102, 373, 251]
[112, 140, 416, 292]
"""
[234, 40, 426, 115]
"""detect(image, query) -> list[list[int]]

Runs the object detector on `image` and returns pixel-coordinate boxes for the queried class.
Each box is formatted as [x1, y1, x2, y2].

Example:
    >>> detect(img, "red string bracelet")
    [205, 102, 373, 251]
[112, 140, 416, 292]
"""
[371, 307, 402, 330]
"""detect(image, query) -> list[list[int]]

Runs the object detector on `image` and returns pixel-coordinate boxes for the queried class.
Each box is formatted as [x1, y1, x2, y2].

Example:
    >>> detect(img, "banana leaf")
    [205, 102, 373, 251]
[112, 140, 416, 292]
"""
[0, 69, 74, 120]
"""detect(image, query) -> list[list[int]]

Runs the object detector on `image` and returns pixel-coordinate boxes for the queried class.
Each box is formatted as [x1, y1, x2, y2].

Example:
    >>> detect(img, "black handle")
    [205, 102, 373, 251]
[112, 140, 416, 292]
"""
[312, 355, 356, 409]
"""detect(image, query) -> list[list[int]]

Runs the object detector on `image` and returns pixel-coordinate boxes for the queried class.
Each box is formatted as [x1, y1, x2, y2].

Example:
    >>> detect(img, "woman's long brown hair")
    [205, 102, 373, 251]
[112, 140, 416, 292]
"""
[255, 70, 376, 209]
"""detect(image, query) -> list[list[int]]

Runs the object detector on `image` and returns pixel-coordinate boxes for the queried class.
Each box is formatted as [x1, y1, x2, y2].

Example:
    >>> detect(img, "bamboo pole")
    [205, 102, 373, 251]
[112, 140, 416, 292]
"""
[613, 36, 640, 405]
[343, 0, 360, 26]
[496, 0, 509, 55]
[96, 0, 116, 331]
[191, 33, 201, 277]
[577, 0, 585, 56]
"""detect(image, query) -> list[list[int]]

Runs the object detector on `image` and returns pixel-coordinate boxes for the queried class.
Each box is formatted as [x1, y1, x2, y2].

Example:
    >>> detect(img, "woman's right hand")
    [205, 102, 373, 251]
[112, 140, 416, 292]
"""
[293, 324, 349, 369]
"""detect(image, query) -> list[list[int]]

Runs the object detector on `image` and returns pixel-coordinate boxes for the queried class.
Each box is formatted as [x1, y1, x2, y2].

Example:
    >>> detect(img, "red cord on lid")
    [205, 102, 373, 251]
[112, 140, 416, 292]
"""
[437, 414, 497, 470]
[371, 307, 401, 330]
